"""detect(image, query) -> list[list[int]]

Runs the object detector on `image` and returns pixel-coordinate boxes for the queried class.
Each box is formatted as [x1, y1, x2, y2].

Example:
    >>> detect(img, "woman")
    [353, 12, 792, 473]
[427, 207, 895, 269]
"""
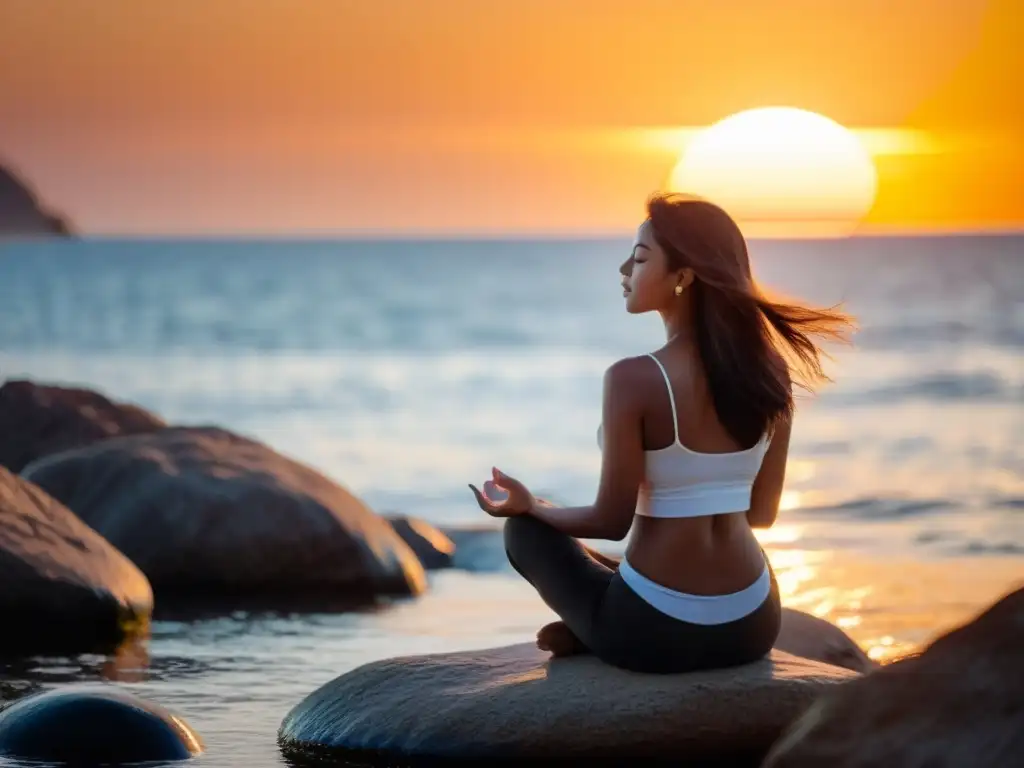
[469, 193, 853, 675]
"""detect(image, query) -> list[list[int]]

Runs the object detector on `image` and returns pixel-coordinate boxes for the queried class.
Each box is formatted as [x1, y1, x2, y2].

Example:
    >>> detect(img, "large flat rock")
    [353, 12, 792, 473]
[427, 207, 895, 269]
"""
[0, 468, 152, 654]
[279, 642, 858, 764]
[22, 427, 426, 602]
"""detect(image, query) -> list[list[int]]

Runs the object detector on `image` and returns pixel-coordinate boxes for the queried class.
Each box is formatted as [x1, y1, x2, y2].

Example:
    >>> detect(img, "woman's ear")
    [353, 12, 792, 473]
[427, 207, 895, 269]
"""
[676, 268, 696, 292]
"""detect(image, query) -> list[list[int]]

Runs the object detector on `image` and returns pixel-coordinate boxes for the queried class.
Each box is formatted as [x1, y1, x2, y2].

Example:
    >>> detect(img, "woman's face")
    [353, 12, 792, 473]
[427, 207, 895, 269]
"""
[619, 220, 683, 315]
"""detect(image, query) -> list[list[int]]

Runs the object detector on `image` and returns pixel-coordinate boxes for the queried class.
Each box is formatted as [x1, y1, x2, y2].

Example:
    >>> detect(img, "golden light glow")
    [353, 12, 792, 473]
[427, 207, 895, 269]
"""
[668, 107, 879, 238]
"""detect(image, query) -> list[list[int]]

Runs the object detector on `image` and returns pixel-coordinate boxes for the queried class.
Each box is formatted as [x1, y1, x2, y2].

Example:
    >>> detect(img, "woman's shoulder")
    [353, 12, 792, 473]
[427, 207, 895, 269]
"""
[603, 354, 661, 391]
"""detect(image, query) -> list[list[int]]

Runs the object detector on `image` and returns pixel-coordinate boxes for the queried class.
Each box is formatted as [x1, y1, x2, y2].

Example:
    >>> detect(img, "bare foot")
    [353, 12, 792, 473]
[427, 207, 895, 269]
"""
[536, 621, 588, 657]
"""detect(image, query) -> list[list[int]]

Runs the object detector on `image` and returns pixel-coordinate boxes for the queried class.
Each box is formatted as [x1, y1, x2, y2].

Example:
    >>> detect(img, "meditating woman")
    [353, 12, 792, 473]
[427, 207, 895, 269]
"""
[469, 193, 853, 674]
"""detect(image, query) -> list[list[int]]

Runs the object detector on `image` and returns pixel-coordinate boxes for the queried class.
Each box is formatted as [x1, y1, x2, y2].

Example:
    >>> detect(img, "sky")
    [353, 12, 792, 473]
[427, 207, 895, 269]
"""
[1, 0, 1021, 236]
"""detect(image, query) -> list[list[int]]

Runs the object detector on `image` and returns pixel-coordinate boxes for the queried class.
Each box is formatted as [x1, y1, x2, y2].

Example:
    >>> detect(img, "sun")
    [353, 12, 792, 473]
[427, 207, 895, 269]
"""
[668, 107, 878, 238]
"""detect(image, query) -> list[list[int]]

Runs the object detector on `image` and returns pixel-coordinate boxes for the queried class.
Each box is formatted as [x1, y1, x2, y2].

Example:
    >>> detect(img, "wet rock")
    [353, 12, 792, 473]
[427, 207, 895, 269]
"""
[764, 584, 1024, 767]
[0, 379, 166, 473]
[0, 468, 152, 655]
[279, 642, 858, 764]
[386, 515, 455, 570]
[0, 685, 202, 762]
[23, 427, 426, 602]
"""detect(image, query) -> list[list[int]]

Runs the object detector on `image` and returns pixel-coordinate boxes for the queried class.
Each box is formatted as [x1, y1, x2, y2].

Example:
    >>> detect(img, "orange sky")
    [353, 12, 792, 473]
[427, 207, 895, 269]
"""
[1, 0, 1021, 236]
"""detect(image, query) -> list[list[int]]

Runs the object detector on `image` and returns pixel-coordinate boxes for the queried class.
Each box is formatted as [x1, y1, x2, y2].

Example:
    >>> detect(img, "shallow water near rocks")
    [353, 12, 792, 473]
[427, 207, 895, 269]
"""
[1, 544, 1021, 767]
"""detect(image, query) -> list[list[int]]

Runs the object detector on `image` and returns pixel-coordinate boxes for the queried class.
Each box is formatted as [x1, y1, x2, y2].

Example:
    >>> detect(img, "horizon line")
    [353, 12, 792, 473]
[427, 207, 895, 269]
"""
[5, 223, 1022, 244]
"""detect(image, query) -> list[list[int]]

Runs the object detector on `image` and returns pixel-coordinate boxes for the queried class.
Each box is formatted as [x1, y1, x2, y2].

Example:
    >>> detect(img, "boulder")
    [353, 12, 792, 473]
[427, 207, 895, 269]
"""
[0, 468, 152, 654]
[777, 608, 876, 673]
[22, 427, 426, 602]
[279, 642, 858, 764]
[386, 515, 455, 570]
[0, 380, 166, 473]
[0, 685, 202, 762]
[764, 584, 1024, 767]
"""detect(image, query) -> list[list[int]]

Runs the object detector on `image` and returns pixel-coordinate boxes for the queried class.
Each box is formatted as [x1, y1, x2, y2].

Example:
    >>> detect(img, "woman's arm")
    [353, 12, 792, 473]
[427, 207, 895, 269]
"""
[747, 415, 792, 528]
[526, 360, 645, 540]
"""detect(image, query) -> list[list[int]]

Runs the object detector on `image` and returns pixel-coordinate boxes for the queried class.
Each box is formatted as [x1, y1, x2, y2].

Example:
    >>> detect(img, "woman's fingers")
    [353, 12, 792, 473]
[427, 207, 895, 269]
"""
[468, 484, 502, 514]
[482, 479, 509, 502]
[493, 468, 527, 494]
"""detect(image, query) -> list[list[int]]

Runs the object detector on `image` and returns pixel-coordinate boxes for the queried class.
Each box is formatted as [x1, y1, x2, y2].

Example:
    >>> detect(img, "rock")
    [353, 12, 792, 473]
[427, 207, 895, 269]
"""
[763, 584, 1024, 768]
[0, 685, 202, 762]
[22, 427, 427, 602]
[279, 642, 858, 764]
[386, 515, 455, 570]
[0, 468, 152, 655]
[0, 164, 73, 238]
[0, 380, 166, 474]
[776, 608, 876, 673]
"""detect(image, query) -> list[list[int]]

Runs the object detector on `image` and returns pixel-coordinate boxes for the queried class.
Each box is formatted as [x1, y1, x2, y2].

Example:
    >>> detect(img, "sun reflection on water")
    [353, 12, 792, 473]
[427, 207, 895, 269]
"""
[757, 539, 1022, 663]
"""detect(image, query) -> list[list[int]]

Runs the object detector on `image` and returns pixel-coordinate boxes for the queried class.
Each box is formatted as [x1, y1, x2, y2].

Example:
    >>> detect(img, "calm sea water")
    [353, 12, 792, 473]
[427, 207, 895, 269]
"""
[1, 236, 1022, 766]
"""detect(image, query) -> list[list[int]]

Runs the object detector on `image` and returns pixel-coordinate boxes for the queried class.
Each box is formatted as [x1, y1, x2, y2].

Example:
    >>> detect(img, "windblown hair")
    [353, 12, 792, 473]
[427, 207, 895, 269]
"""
[646, 192, 854, 447]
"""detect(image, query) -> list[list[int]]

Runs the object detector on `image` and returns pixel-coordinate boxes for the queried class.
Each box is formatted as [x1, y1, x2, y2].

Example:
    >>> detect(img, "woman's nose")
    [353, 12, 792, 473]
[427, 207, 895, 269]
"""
[619, 258, 632, 277]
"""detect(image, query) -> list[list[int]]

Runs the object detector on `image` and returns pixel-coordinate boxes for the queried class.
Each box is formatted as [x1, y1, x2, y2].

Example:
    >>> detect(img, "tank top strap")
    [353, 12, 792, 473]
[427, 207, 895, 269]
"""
[646, 353, 680, 445]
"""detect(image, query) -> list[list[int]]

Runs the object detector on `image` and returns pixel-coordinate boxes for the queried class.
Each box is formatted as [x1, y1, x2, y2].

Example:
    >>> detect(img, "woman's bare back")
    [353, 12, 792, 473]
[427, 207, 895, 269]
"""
[622, 342, 789, 595]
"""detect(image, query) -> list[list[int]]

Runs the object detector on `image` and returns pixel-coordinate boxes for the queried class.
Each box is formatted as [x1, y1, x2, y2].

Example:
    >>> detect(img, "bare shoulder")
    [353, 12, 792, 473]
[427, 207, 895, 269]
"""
[603, 355, 661, 404]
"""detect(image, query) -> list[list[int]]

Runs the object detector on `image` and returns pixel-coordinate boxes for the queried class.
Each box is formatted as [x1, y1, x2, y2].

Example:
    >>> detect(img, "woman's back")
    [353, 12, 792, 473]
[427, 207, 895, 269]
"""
[623, 341, 792, 595]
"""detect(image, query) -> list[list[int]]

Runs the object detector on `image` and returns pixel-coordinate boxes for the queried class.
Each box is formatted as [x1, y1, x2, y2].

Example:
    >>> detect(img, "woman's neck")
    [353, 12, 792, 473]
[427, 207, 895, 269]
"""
[660, 311, 692, 346]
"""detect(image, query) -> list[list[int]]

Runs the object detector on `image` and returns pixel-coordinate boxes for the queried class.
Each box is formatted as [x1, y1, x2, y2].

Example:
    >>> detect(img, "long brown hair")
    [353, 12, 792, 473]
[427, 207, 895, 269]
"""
[646, 192, 854, 447]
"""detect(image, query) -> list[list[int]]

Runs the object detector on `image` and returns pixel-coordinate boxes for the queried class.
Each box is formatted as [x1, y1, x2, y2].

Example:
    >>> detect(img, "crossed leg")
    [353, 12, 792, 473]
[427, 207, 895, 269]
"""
[504, 515, 619, 657]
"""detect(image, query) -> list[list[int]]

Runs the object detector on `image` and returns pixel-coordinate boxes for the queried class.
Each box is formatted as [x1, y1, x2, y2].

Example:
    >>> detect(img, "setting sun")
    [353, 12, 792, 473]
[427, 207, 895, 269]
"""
[668, 107, 878, 238]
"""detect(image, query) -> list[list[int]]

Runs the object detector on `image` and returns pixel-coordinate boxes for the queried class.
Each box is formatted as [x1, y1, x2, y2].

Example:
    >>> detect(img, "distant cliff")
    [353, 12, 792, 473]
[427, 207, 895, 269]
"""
[0, 165, 73, 238]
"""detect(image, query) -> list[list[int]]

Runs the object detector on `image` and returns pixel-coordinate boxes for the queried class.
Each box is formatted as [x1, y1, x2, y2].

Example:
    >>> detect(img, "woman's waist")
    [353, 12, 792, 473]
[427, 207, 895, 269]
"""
[625, 518, 768, 595]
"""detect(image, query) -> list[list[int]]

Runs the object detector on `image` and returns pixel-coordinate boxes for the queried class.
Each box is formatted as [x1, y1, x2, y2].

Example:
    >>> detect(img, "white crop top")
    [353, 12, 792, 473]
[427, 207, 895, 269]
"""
[598, 353, 770, 518]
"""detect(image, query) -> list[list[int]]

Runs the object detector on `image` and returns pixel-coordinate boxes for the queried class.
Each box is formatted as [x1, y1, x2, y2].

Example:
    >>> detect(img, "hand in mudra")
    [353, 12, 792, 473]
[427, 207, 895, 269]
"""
[469, 467, 535, 517]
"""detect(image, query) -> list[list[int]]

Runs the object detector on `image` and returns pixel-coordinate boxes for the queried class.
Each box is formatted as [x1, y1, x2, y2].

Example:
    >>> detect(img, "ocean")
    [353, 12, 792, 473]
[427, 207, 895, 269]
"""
[1, 235, 1022, 766]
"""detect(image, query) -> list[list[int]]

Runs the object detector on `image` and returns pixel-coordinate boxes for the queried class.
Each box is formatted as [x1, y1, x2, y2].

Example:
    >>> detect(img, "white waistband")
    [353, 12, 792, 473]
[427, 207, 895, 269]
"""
[618, 557, 771, 625]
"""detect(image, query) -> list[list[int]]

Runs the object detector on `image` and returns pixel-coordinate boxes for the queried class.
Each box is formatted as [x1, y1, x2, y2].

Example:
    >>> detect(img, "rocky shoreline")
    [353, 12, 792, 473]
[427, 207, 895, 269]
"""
[1, 377, 1021, 766]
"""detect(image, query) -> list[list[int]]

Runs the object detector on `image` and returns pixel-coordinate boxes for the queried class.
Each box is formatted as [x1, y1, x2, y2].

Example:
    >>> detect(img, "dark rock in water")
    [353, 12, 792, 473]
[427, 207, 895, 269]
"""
[279, 642, 857, 764]
[0, 379, 166, 474]
[777, 608, 877, 673]
[386, 515, 455, 570]
[0, 164, 73, 238]
[23, 427, 427, 603]
[764, 583, 1024, 767]
[0, 467, 152, 655]
[0, 685, 202, 762]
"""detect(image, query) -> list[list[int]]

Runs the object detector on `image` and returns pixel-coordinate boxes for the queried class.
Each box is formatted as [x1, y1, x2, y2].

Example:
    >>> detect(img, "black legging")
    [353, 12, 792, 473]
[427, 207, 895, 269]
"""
[504, 515, 781, 674]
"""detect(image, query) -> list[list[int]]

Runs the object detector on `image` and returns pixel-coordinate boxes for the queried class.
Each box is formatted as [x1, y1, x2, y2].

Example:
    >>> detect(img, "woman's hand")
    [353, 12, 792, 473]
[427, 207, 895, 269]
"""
[469, 467, 535, 518]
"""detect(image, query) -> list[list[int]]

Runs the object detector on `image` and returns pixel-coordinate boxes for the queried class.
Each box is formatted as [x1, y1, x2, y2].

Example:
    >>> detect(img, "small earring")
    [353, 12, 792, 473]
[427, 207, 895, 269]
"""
[674, 284, 683, 296]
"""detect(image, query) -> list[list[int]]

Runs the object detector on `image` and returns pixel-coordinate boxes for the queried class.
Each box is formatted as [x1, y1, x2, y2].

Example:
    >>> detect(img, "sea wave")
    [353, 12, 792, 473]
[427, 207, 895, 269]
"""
[831, 371, 1022, 406]
[955, 540, 1024, 556]
[854, 322, 1024, 352]
[795, 496, 961, 520]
